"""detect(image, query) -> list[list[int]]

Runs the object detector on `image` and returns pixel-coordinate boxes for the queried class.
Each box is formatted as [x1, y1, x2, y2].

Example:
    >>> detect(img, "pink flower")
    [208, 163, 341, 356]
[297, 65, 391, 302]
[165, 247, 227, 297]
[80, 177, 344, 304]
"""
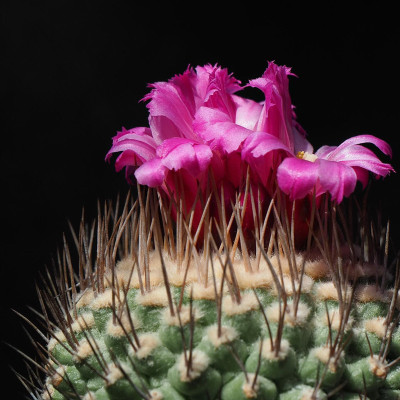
[276, 134, 394, 203]
[107, 61, 394, 210]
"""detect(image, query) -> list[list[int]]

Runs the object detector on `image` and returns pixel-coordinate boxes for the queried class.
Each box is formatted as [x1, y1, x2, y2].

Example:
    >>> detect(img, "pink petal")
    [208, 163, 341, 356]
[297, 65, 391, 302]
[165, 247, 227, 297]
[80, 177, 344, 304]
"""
[241, 133, 293, 188]
[164, 169, 206, 237]
[134, 158, 167, 187]
[242, 132, 292, 160]
[194, 106, 252, 153]
[156, 137, 191, 158]
[148, 116, 185, 143]
[113, 150, 141, 172]
[203, 65, 241, 120]
[168, 67, 199, 116]
[208, 153, 226, 184]
[193, 65, 219, 104]
[247, 61, 296, 150]
[157, 138, 213, 177]
[314, 145, 338, 159]
[352, 166, 370, 188]
[112, 127, 152, 141]
[145, 81, 196, 142]
[292, 128, 314, 154]
[105, 127, 158, 167]
[106, 136, 157, 162]
[233, 95, 263, 131]
[277, 157, 320, 200]
[326, 134, 393, 159]
[225, 152, 245, 188]
[318, 159, 357, 203]
[247, 154, 276, 188]
[332, 144, 394, 177]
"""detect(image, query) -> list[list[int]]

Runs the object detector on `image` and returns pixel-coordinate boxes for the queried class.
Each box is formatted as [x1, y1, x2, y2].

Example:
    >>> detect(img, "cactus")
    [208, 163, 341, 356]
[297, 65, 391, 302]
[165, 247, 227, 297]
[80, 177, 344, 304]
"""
[14, 62, 399, 399]
[17, 187, 400, 400]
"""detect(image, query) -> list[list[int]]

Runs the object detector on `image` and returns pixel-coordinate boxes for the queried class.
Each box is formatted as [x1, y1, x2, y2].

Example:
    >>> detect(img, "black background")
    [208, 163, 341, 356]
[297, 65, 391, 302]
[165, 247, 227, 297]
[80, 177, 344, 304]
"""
[2, 2, 400, 398]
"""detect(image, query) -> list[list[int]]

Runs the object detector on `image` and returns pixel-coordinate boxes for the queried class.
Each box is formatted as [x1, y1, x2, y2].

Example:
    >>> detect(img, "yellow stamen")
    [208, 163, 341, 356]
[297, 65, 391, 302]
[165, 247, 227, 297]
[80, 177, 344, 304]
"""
[297, 151, 305, 159]
[296, 151, 318, 162]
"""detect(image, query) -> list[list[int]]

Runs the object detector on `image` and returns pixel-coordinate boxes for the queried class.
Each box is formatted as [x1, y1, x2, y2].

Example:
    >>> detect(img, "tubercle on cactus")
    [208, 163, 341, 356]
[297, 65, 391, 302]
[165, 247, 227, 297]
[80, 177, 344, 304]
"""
[15, 178, 400, 400]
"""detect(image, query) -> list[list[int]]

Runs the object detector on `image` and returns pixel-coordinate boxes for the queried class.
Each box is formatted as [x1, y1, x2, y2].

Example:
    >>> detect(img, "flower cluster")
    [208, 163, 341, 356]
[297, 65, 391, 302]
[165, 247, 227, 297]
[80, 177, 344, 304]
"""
[106, 62, 393, 207]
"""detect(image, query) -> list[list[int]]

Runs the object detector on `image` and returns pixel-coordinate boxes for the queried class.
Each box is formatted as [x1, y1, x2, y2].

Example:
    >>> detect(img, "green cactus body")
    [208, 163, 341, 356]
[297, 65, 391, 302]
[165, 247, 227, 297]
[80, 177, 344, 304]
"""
[40, 250, 400, 399]
[20, 188, 398, 400]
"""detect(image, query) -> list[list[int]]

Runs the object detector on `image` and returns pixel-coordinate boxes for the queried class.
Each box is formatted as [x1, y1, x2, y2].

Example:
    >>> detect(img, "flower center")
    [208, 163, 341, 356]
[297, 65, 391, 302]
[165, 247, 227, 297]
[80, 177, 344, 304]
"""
[296, 151, 318, 162]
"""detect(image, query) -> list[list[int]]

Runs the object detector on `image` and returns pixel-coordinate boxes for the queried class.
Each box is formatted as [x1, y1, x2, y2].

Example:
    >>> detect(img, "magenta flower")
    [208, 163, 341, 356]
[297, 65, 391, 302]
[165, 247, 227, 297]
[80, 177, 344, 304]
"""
[107, 61, 394, 209]
[276, 134, 394, 203]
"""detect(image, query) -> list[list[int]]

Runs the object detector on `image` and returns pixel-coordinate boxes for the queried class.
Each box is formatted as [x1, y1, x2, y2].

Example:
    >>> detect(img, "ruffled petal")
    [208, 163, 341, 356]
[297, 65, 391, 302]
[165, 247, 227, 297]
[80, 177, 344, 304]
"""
[168, 67, 200, 116]
[105, 127, 158, 168]
[315, 134, 394, 180]
[314, 145, 338, 159]
[134, 158, 168, 187]
[247, 61, 297, 150]
[332, 144, 394, 177]
[203, 65, 241, 120]
[242, 131, 292, 160]
[277, 158, 319, 200]
[145, 81, 197, 142]
[156, 137, 213, 177]
[107, 137, 157, 162]
[113, 150, 141, 173]
[111, 126, 152, 141]
[325, 134, 393, 159]
[233, 95, 263, 131]
[194, 106, 252, 153]
[318, 159, 357, 203]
